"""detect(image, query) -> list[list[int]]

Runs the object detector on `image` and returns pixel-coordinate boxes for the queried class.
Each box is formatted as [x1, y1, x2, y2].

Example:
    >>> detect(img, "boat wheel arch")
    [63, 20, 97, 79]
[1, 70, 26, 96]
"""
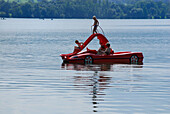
[130, 55, 139, 64]
[84, 56, 93, 64]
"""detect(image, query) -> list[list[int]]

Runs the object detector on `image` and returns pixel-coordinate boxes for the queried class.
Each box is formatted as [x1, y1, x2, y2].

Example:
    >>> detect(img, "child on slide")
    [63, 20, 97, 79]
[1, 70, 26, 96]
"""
[92, 16, 99, 34]
[73, 40, 84, 53]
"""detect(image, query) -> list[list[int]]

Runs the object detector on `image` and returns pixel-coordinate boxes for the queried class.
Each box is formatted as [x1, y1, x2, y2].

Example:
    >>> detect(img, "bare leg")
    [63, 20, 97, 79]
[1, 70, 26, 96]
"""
[93, 26, 97, 34]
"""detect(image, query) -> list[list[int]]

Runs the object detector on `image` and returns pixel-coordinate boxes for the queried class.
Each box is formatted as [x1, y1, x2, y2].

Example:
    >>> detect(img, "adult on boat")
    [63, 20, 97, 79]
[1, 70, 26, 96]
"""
[104, 42, 112, 55]
[97, 45, 105, 55]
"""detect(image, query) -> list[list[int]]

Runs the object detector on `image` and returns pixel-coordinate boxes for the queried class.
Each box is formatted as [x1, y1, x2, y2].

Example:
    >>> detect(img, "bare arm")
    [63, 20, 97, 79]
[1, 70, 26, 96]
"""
[80, 42, 84, 47]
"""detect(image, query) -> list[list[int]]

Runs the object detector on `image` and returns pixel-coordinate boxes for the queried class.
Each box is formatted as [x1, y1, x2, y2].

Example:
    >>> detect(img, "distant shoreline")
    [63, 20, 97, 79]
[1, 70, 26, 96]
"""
[1, 17, 170, 20]
[1, 0, 169, 19]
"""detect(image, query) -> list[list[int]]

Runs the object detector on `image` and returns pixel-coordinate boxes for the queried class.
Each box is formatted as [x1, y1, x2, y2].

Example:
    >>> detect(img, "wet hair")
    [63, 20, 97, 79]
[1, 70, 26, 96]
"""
[106, 42, 110, 47]
[93, 16, 96, 19]
[75, 40, 79, 43]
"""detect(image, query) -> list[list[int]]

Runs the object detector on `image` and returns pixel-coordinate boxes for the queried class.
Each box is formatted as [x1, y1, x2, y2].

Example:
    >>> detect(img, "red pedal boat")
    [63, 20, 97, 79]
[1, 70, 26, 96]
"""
[60, 33, 144, 64]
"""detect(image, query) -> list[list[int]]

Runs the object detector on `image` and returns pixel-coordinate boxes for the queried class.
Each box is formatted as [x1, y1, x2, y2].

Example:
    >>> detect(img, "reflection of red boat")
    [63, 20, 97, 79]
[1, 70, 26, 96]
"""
[60, 33, 144, 64]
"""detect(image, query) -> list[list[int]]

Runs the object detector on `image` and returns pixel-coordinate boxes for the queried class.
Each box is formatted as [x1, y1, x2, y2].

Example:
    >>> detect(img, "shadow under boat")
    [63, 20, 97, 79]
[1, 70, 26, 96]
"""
[61, 62, 143, 71]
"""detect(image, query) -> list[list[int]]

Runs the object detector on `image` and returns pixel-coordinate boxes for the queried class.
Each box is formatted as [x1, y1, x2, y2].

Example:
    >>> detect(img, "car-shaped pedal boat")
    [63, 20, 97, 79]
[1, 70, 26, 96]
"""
[60, 33, 144, 64]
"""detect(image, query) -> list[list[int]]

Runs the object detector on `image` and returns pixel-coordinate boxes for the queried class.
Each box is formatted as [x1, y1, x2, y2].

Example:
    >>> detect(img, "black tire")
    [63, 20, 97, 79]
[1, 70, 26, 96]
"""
[130, 55, 139, 64]
[84, 56, 93, 64]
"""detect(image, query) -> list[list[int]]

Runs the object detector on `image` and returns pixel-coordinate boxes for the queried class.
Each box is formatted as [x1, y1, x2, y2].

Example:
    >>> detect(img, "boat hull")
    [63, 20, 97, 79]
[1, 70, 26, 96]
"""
[61, 51, 144, 64]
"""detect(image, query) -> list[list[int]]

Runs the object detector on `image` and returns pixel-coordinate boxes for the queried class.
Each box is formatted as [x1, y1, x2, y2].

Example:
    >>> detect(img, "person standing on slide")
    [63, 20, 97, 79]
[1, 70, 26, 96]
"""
[92, 16, 99, 34]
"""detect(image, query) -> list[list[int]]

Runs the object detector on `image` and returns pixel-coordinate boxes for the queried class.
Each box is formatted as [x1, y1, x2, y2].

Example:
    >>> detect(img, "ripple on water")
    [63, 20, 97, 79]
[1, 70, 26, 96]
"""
[1, 19, 170, 113]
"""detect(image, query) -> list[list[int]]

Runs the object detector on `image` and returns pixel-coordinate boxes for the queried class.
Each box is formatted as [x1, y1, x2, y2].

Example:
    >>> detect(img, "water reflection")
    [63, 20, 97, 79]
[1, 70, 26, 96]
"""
[61, 63, 112, 71]
[61, 63, 143, 112]
[61, 63, 143, 71]
[72, 70, 111, 112]
[91, 71, 110, 112]
[92, 71, 99, 112]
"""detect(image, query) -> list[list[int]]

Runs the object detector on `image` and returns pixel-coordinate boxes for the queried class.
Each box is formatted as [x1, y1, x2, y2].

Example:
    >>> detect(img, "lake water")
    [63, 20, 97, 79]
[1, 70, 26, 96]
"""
[0, 19, 170, 113]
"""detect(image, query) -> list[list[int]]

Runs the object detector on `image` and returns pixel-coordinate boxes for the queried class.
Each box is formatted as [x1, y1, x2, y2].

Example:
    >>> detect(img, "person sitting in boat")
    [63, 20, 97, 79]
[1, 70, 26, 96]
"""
[92, 16, 99, 34]
[104, 42, 112, 55]
[97, 45, 105, 55]
[73, 40, 84, 53]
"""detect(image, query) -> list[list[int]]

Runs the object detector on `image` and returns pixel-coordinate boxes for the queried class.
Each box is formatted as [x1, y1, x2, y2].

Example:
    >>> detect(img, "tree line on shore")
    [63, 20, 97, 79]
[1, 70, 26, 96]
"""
[0, 0, 169, 19]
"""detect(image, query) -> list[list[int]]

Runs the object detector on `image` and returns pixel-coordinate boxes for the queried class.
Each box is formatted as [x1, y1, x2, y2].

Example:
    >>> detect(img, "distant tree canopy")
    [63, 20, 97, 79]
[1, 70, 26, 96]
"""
[0, 0, 169, 19]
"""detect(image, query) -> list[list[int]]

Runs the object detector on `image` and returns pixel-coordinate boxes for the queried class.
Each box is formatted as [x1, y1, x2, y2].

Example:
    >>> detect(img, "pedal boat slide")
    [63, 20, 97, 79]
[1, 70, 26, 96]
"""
[60, 33, 144, 64]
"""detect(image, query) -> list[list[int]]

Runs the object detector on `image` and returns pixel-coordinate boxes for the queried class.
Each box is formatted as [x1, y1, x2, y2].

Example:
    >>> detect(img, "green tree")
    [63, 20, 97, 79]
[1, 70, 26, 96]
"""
[0, 0, 169, 19]
[0, 0, 10, 17]
[21, 2, 32, 17]
[130, 8, 144, 19]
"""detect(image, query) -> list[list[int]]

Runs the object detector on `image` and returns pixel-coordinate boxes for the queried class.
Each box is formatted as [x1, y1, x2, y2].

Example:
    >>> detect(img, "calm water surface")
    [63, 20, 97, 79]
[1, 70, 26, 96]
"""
[0, 19, 170, 113]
